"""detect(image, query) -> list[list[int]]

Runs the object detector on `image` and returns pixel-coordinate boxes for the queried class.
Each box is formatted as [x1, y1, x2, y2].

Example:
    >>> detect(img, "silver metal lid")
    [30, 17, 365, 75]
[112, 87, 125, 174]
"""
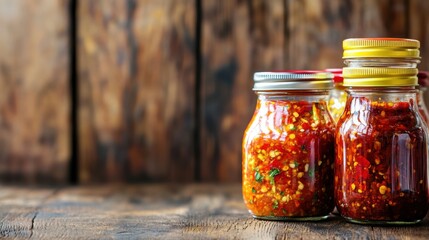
[253, 71, 334, 91]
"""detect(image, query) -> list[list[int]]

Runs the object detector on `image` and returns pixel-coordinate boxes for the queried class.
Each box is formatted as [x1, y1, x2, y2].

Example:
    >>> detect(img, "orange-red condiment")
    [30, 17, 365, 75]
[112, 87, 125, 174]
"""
[243, 71, 335, 220]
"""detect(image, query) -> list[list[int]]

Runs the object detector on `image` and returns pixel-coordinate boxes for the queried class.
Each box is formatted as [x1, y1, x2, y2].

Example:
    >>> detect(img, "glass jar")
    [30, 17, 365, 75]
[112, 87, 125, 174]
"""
[326, 68, 346, 122]
[418, 71, 429, 209]
[417, 71, 429, 124]
[336, 38, 428, 225]
[242, 71, 335, 221]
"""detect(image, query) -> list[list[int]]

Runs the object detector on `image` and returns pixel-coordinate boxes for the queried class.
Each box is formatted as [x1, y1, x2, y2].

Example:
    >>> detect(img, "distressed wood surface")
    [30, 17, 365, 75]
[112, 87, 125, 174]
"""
[2, 0, 429, 184]
[286, 0, 408, 70]
[409, 0, 429, 109]
[410, 0, 429, 69]
[0, 187, 57, 238]
[78, 0, 196, 183]
[200, 0, 284, 182]
[75, 0, 429, 183]
[0, 184, 428, 239]
[0, 0, 70, 183]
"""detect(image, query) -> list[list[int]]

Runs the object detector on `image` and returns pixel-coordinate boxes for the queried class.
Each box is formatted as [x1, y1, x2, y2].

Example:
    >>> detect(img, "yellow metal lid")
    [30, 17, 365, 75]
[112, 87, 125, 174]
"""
[343, 67, 418, 87]
[343, 38, 420, 59]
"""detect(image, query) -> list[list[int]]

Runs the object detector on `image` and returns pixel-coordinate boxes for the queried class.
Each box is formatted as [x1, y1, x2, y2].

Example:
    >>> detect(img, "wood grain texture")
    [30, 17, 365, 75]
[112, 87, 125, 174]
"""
[410, 0, 429, 108]
[0, 0, 70, 183]
[1, 184, 428, 239]
[0, 186, 57, 238]
[78, 0, 196, 183]
[286, 0, 408, 69]
[410, 0, 429, 69]
[200, 0, 285, 182]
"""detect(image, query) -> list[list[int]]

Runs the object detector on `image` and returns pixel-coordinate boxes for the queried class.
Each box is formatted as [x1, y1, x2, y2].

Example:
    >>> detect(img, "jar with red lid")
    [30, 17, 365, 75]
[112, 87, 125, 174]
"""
[326, 68, 346, 122]
[336, 38, 429, 225]
[417, 71, 429, 124]
[242, 71, 335, 221]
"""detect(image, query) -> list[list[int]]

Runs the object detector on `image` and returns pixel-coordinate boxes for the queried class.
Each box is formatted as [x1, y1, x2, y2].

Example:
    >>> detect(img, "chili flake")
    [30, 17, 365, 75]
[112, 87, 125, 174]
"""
[336, 97, 428, 222]
[243, 98, 335, 219]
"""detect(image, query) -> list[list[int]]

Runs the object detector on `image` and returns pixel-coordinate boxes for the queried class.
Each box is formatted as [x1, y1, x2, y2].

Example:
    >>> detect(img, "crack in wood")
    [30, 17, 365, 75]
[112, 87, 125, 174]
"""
[28, 188, 61, 239]
[29, 211, 38, 239]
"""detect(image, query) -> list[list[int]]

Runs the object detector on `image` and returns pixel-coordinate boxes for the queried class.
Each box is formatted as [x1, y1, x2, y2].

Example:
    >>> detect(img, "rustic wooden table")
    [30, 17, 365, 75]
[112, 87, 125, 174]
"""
[1, 184, 428, 239]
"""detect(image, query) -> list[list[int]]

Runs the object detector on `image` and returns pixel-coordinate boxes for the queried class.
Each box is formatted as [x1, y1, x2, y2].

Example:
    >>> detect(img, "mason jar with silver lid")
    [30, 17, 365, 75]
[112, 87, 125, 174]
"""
[242, 71, 335, 221]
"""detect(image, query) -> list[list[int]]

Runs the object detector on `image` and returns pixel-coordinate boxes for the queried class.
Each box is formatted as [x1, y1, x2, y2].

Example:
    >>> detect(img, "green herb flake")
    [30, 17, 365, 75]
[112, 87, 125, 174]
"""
[308, 169, 315, 178]
[252, 187, 257, 194]
[269, 168, 281, 178]
[280, 191, 285, 196]
[268, 168, 281, 185]
[273, 199, 279, 209]
[255, 170, 263, 183]
[293, 160, 299, 167]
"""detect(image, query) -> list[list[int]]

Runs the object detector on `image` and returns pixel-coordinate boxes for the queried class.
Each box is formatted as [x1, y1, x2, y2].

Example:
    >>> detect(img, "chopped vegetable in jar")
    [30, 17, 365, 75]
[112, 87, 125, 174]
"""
[336, 97, 428, 222]
[243, 99, 335, 218]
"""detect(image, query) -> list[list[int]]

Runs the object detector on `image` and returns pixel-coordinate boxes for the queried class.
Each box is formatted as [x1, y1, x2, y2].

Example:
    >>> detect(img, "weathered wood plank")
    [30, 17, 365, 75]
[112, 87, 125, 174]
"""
[0, 184, 427, 239]
[0, 0, 70, 183]
[0, 186, 57, 238]
[200, 0, 285, 182]
[373, 221, 429, 240]
[410, 0, 429, 69]
[78, 0, 196, 183]
[286, 0, 408, 69]
[409, 0, 429, 108]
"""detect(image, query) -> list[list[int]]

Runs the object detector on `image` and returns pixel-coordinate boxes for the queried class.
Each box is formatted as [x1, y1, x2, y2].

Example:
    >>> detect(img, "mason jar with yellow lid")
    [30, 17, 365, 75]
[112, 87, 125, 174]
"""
[335, 38, 429, 225]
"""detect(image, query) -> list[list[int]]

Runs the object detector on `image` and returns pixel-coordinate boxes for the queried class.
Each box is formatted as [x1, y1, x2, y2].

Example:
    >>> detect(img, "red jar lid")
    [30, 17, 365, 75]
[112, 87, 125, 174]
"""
[418, 71, 429, 87]
[325, 68, 343, 83]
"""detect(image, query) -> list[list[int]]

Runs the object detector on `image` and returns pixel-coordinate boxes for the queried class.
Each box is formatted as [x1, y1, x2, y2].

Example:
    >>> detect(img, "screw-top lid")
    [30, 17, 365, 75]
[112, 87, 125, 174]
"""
[253, 71, 333, 91]
[418, 71, 429, 87]
[343, 67, 418, 87]
[325, 68, 343, 83]
[343, 38, 420, 59]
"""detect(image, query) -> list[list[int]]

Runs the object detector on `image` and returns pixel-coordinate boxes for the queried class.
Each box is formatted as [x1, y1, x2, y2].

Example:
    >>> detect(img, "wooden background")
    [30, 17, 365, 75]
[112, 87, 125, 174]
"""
[0, 0, 428, 184]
